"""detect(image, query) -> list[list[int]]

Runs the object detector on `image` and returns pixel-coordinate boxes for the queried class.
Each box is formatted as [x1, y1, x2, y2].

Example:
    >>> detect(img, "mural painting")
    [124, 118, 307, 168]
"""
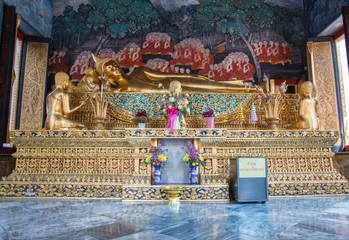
[305, 0, 349, 37]
[50, 0, 306, 86]
[4, 0, 52, 38]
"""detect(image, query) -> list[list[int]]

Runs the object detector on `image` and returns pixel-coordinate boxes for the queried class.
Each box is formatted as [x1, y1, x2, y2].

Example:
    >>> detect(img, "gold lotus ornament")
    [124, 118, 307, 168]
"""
[89, 72, 120, 130]
[256, 74, 290, 130]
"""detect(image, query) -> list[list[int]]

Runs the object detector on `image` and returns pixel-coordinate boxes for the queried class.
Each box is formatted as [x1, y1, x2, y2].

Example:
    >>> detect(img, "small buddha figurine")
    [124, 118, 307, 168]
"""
[169, 80, 182, 93]
[168, 80, 190, 127]
[45, 72, 88, 130]
[287, 81, 319, 130]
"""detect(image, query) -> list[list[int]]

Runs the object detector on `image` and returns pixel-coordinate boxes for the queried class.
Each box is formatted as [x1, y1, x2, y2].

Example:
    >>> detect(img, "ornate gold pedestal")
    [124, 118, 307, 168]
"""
[0, 129, 347, 200]
[165, 186, 186, 205]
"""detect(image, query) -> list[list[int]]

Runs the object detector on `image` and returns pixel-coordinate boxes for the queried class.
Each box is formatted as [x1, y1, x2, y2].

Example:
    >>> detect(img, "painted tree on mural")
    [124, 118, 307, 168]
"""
[52, 5, 93, 49]
[185, 0, 304, 82]
[272, 5, 305, 45]
[87, 0, 160, 53]
[155, 10, 184, 42]
[52, 0, 162, 51]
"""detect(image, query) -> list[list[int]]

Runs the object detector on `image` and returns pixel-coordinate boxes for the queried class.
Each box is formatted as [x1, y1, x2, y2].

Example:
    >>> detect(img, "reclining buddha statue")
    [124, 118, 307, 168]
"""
[79, 54, 255, 93]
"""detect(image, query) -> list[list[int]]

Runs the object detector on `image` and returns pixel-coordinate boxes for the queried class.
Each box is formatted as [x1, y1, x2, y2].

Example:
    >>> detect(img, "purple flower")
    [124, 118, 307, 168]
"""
[136, 110, 147, 117]
[183, 142, 203, 165]
[202, 108, 214, 118]
[146, 144, 168, 167]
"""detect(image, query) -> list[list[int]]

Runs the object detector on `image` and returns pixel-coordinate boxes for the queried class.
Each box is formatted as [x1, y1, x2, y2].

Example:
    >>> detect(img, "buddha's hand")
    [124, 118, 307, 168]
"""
[80, 97, 89, 105]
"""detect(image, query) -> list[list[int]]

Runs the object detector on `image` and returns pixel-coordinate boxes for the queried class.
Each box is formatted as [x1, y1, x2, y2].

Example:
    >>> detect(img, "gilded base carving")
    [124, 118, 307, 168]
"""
[1, 129, 348, 200]
[269, 182, 349, 196]
[122, 185, 229, 201]
[0, 174, 123, 199]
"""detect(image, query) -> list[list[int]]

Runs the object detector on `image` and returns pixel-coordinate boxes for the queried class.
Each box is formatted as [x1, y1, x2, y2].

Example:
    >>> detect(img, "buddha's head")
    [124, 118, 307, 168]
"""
[55, 72, 70, 90]
[301, 81, 313, 97]
[92, 54, 125, 83]
[103, 60, 123, 79]
[169, 80, 181, 94]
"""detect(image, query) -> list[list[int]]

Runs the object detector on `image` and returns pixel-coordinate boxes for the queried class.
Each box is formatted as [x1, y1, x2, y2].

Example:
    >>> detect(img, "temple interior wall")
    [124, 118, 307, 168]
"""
[1, 0, 349, 200]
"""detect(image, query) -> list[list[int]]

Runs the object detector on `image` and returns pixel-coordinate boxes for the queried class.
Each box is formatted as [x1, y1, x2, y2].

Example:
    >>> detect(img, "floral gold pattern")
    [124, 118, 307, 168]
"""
[309, 41, 340, 133]
[70, 93, 299, 128]
[1, 129, 347, 200]
[19, 42, 49, 130]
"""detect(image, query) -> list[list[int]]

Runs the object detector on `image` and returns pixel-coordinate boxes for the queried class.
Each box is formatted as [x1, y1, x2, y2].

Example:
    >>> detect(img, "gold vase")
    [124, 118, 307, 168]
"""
[93, 117, 107, 130]
[266, 117, 280, 130]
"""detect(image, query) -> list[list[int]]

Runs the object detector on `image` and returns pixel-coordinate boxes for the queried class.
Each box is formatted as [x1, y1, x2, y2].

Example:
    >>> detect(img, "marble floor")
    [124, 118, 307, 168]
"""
[1, 197, 349, 240]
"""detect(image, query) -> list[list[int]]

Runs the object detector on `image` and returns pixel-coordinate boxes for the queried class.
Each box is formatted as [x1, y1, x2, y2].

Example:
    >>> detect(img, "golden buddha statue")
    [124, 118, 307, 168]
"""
[169, 80, 182, 93]
[45, 72, 88, 130]
[77, 67, 101, 91]
[287, 81, 319, 130]
[90, 54, 255, 93]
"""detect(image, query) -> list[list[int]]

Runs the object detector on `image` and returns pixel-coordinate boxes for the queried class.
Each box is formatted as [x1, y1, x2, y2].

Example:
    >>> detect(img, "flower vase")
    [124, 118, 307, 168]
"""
[172, 115, 180, 129]
[153, 165, 161, 185]
[138, 123, 146, 128]
[93, 117, 107, 130]
[206, 117, 215, 128]
[189, 165, 198, 185]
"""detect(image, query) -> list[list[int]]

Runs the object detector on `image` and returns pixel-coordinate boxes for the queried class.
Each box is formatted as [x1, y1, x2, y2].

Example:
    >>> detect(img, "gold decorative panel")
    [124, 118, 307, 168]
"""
[69, 93, 299, 129]
[307, 41, 339, 133]
[1, 129, 348, 199]
[19, 42, 48, 130]
[334, 37, 349, 146]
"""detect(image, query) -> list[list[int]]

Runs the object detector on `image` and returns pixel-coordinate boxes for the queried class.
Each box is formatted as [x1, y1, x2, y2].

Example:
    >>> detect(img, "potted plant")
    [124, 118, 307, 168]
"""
[143, 145, 168, 185]
[182, 142, 205, 185]
[202, 108, 215, 128]
[133, 109, 149, 128]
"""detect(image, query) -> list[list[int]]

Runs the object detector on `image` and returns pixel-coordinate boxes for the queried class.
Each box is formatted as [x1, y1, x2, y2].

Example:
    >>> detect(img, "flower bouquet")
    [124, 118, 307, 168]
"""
[158, 82, 190, 132]
[132, 109, 149, 128]
[202, 108, 215, 118]
[143, 145, 168, 167]
[182, 142, 205, 167]
[143, 144, 168, 185]
[202, 108, 215, 128]
[182, 142, 205, 185]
